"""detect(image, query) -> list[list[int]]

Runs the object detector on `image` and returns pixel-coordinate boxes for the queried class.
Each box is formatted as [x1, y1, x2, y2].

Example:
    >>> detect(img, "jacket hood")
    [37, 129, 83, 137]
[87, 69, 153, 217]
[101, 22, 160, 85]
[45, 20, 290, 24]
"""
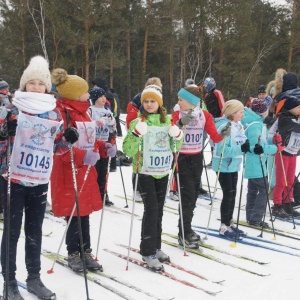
[241, 107, 262, 126]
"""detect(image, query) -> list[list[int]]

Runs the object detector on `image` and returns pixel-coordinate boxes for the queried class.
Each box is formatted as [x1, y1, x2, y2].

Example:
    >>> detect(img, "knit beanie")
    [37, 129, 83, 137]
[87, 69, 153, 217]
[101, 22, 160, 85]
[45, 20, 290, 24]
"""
[178, 88, 200, 106]
[89, 87, 106, 104]
[221, 99, 244, 116]
[257, 85, 266, 94]
[251, 98, 268, 115]
[19, 56, 52, 93]
[283, 95, 300, 111]
[141, 84, 163, 107]
[51, 68, 88, 101]
[0, 78, 9, 94]
[282, 72, 298, 92]
[185, 78, 195, 87]
[91, 77, 108, 91]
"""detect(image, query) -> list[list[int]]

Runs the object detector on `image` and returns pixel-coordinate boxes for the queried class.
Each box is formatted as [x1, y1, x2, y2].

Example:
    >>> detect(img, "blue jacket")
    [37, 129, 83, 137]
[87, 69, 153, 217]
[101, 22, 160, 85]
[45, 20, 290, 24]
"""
[241, 108, 277, 179]
[212, 116, 244, 173]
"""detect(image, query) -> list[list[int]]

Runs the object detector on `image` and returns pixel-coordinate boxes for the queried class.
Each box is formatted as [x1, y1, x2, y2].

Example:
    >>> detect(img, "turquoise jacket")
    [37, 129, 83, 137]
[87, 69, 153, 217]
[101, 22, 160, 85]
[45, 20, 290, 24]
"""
[241, 107, 277, 179]
[122, 113, 183, 179]
[212, 116, 244, 173]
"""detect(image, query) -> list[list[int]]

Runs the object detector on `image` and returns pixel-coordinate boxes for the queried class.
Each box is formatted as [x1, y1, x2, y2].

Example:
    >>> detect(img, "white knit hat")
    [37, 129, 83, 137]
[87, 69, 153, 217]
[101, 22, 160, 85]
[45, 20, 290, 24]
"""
[141, 84, 163, 107]
[19, 56, 52, 92]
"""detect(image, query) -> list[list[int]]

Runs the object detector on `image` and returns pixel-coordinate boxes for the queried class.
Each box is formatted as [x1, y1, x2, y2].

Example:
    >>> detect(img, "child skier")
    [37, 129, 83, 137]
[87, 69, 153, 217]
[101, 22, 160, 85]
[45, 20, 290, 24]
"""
[123, 84, 183, 271]
[213, 100, 249, 240]
[0, 56, 60, 300]
[51, 69, 115, 273]
[242, 98, 277, 227]
[172, 85, 229, 249]
[89, 87, 117, 206]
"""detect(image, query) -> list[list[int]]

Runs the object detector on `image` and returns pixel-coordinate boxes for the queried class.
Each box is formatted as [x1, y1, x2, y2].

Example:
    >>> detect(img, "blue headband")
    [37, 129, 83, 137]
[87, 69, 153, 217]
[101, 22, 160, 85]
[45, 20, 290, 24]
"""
[178, 88, 200, 106]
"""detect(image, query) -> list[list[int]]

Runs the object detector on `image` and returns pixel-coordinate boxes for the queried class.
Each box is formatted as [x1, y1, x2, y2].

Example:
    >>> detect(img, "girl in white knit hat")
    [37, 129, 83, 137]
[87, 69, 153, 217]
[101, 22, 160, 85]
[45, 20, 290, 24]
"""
[0, 56, 62, 299]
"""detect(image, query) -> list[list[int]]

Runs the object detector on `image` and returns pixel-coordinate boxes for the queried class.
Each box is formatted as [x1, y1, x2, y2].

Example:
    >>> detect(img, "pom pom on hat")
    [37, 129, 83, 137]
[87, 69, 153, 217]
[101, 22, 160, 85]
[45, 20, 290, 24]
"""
[185, 78, 195, 87]
[89, 87, 106, 104]
[283, 95, 300, 111]
[251, 98, 268, 115]
[141, 84, 163, 107]
[257, 85, 266, 94]
[19, 56, 52, 92]
[222, 99, 244, 116]
[52, 68, 88, 101]
[282, 72, 298, 92]
[0, 78, 9, 95]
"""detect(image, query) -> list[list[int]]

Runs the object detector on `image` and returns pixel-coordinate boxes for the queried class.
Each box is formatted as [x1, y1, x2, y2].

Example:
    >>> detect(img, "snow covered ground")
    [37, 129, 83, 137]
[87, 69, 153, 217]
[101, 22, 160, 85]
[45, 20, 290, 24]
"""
[1, 114, 300, 300]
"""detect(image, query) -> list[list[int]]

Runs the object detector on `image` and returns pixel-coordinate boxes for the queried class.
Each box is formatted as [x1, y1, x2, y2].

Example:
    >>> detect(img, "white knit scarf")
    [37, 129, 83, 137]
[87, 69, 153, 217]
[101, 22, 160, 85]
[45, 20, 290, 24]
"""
[12, 91, 56, 114]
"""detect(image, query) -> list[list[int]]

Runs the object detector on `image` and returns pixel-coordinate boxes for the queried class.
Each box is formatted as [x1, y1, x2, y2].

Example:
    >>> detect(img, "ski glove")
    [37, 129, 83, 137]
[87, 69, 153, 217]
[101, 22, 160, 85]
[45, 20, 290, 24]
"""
[168, 125, 183, 140]
[83, 150, 100, 165]
[220, 123, 231, 137]
[241, 139, 251, 153]
[133, 120, 147, 137]
[105, 143, 117, 157]
[273, 133, 285, 152]
[254, 144, 264, 155]
[7, 119, 17, 137]
[177, 110, 196, 127]
[64, 127, 79, 144]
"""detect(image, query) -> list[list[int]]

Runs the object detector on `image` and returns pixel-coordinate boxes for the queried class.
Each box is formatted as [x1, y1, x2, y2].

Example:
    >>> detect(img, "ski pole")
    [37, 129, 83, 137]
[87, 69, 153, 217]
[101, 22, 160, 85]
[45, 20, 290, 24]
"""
[203, 136, 227, 240]
[47, 165, 91, 274]
[95, 156, 111, 260]
[69, 145, 91, 300]
[280, 170, 300, 209]
[202, 151, 212, 204]
[256, 138, 276, 240]
[126, 117, 144, 270]
[4, 112, 12, 300]
[116, 144, 129, 208]
[230, 153, 246, 248]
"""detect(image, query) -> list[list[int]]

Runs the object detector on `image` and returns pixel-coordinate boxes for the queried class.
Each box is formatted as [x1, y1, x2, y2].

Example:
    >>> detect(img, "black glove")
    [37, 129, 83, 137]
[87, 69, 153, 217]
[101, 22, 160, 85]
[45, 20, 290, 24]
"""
[241, 139, 250, 153]
[178, 110, 196, 127]
[7, 119, 17, 137]
[253, 144, 264, 155]
[63, 127, 79, 144]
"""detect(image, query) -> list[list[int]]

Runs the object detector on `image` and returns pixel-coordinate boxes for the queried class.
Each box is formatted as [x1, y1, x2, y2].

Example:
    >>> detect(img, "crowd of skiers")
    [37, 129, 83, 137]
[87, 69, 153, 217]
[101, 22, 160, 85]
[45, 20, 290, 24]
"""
[0, 54, 300, 299]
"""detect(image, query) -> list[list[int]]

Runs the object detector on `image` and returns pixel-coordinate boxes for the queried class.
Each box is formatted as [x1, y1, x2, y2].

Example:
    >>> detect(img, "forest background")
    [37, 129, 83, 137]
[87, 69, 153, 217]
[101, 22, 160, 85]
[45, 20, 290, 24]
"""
[0, 0, 298, 112]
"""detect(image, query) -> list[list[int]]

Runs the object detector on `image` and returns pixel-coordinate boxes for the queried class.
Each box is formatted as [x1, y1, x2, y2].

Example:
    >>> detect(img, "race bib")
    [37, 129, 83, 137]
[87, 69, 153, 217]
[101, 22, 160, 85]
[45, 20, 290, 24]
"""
[285, 132, 300, 155]
[10, 112, 62, 184]
[141, 126, 173, 176]
[75, 121, 96, 150]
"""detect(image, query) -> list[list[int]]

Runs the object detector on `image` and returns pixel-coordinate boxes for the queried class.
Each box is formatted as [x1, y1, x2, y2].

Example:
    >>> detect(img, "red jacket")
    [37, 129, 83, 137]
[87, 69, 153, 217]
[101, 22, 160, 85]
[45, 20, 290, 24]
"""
[51, 98, 103, 217]
[126, 101, 139, 129]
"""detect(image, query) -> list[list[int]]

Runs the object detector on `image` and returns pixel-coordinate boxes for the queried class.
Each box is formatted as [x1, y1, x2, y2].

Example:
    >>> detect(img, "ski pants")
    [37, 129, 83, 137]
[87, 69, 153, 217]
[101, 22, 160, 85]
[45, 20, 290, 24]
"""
[246, 177, 268, 223]
[177, 153, 202, 236]
[65, 215, 91, 255]
[0, 177, 47, 281]
[219, 172, 238, 226]
[95, 157, 109, 200]
[138, 174, 168, 256]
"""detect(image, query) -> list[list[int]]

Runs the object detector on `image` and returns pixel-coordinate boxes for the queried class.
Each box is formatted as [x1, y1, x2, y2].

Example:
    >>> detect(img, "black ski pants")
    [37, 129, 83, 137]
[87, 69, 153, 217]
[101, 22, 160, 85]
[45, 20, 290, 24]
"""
[0, 177, 47, 281]
[138, 174, 168, 256]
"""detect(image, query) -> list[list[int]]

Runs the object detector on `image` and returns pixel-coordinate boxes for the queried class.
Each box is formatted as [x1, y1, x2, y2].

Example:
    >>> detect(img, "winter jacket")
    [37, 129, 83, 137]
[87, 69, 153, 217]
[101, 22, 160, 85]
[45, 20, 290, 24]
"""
[212, 117, 244, 173]
[122, 113, 183, 179]
[275, 87, 300, 115]
[277, 108, 300, 156]
[241, 107, 277, 179]
[203, 89, 225, 118]
[51, 98, 103, 217]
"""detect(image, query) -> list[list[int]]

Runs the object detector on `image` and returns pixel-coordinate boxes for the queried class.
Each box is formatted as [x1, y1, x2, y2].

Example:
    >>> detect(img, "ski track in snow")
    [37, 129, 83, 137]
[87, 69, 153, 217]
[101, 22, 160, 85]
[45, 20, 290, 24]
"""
[1, 114, 300, 300]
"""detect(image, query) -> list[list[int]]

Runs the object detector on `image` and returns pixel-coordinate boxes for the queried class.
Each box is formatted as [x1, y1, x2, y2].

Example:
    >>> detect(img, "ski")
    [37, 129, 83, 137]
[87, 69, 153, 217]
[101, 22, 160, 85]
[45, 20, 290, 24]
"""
[42, 250, 170, 300]
[161, 239, 270, 277]
[193, 225, 300, 251]
[194, 228, 300, 258]
[198, 195, 220, 201]
[41, 250, 134, 300]
[103, 248, 221, 296]
[235, 220, 300, 240]
[116, 243, 225, 284]
[163, 232, 269, 265]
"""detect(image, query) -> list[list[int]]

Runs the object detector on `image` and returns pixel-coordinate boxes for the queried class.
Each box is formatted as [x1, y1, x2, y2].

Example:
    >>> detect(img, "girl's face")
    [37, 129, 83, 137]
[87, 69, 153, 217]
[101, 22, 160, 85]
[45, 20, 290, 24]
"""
[77, 92, 90, 102]
[178, 97, 195, 111]
[232, 109, 244, 122]
[142, 98, 159, 113]
[25, 79, 46, 93]
[95, 95, 107, 107]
